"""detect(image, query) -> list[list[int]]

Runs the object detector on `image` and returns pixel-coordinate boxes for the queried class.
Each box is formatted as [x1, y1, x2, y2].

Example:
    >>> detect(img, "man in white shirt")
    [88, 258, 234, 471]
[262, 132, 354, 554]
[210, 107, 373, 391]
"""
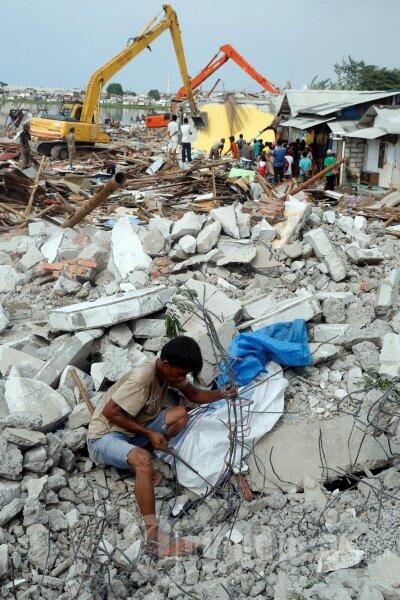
[180, 117, 192, 163]
[167, 114, 179, 156]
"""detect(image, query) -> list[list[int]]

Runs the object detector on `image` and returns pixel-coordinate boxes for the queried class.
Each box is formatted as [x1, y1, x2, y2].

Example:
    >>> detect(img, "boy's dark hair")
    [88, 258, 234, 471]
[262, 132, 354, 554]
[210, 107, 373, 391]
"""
[183, 117, 189, 124]
[277, 140, 282, 146]
[239, 133, 243, 138]
[171, 114, 177, 121]
[161, 336, 203, 377]
[302, 150, 308, 158]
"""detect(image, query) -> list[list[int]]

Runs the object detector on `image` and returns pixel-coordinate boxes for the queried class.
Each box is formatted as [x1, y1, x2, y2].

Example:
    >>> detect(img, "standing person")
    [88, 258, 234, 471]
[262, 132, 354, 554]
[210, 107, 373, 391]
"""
[257, 151, 267, 176]
[237, 133, 245, 155]
[271, 140, 287, 184]
[104, 159, 116, 175]
[252, 139, 261, 160]
[228, 135, 239, 160]
[66, 127, 76, 170]
[284, 149, 294, 179]
[324, 149, 337, 191]
[87, 336, 236, 557]
[19, 123, 31, 169]
[180, 117, 192, 163]
[299, 150, 312, 182]
[292, 139, 300, 177]
[209, 138, 225, 159]
[167, 114, 179, 157]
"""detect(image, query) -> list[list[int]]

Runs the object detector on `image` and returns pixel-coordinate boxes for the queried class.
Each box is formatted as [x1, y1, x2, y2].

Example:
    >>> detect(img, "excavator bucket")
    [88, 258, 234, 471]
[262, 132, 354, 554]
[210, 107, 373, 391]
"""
[193, 111, 208, 130]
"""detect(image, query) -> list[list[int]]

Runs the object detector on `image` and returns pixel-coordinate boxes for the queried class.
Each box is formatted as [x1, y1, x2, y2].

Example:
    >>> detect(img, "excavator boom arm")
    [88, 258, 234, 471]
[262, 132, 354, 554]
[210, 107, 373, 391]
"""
[175, 42, 279, 100]
[81, 4, 197, 123]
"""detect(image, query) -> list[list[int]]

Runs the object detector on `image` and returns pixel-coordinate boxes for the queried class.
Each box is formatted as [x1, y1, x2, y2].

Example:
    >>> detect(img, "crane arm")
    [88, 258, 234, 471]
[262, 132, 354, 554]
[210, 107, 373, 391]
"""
[175, 43, 279, 100]
[80, 4, 198, 123]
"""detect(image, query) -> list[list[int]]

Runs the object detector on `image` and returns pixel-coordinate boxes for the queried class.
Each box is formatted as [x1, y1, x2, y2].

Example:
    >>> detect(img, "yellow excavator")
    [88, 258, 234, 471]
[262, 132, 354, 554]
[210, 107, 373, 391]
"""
[30, 4, 203, 159]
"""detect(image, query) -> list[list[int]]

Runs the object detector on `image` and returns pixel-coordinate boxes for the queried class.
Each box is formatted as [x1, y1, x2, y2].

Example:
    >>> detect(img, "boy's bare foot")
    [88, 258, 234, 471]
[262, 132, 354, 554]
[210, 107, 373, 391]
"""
[146, 528, 198, 557]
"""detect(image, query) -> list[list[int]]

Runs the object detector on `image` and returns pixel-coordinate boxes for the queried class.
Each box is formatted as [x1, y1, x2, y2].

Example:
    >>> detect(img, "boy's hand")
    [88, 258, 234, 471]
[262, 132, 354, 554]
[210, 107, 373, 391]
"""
[147, 431, 168, 451]
[221, 384, 238, 399]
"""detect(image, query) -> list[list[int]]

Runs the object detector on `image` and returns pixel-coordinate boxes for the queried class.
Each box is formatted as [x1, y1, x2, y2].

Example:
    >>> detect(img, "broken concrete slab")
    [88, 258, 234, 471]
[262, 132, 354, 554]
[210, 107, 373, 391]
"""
[108, 217, 152, 280]
[251, 218, 277, 243]
[108, 323, 133, 348]
[5, 368, 71, 432]
[131, 318, 165, 339]
[317, 537, 364, 574]
[17, 246, 45, 273]
[34, 331, 94, 387]
[40, 232, 64, 263]
[303, 227, 347, 282]
[171, 211, 204, 240]
[379, 333, 400, 380]
[241, 291, 320, 331]
[248, 414, 400, 492]
[210, 205, 241, 239]
[216, 238, 256, 266]
[281, 241, 303, 259]
[312, 324, 350, 344]
[0, 347, 44, 377]
[348, 247, 385, 265]
[49, 286, 175, 331]
[3, 428, 46, 448]
[91, 362, 106, 391]
[366, 550, 400, 592]
[250, 246, 282, 275]
[192, 321, 236, 386]
[196, 221, 221, 254]
[235, 205, 251, 238]
[0, 266, 24, 293]
[273, 198, 311, 247]
[310, 343, 342, 364]
[172, 248, 222, 272]
[148, 216, 173, 238]
[376, 268, 400, 316]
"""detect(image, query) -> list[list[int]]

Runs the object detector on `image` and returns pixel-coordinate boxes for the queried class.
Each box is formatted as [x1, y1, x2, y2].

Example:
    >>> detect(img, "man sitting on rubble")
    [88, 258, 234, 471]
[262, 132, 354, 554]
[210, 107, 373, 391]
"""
[87, 336, 236, 557]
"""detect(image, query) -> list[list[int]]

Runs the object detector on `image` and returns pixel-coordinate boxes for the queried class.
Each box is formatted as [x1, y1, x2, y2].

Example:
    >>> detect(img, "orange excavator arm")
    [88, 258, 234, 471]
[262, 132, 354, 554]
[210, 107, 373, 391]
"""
[175, 43, 279, 99]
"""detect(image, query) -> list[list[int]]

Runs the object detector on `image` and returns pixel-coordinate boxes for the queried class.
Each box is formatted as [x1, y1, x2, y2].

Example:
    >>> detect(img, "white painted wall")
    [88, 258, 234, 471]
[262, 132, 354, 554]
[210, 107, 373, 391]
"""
[363, 139, 400, 189]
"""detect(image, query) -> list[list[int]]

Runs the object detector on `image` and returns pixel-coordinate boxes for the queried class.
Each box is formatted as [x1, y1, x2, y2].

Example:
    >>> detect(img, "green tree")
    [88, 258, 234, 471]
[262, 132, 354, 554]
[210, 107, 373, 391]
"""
[106, 83, 123, 96]
[308, 75, 336, 90]
[334, 56, 400, 91]
[148, 89, 161, 100]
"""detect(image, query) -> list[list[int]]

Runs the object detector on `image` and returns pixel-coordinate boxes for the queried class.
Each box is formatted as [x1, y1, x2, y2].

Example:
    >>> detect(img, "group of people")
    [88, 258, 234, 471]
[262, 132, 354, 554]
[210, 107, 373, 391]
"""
[166, 114, 193, 163]
[208, 134, 337, 191]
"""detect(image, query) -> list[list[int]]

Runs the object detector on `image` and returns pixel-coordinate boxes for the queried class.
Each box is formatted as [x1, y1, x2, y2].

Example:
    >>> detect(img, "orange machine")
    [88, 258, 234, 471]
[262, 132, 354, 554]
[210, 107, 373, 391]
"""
[145, 43, 279, 128]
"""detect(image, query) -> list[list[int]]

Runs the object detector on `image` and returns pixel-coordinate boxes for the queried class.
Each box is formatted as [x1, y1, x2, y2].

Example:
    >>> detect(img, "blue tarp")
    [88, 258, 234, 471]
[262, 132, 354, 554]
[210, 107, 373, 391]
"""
[216, 319, 312, 387]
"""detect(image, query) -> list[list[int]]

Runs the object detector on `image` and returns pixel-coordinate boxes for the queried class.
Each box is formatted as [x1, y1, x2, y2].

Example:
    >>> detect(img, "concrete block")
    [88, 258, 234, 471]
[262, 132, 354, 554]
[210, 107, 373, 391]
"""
[17, 246, 45, 273]
[131, 318, 166, 339]
[148, 216, 173, 238]
[171, 211, 204, 240]
[216, 238, 256, 266]
[379, 333, 400, 380]
[251, 218, 276, 244]
[172, 248, 222, 272]
[273, 199, 311, 247]
[0, 347, 44, 377]
[250, 246, 282, 275]
[312, 324, 349, 344]
[142, 228, 167, 256]
[49, 286, 175, 331]
[34, 331, 94, 387]
[241, 291, 320, 331]
[348, 247, 385, 265]
[281, 241, 303, 259]
[108, 323, 133, 348]
[235, 205, 251, 238]
[193, 320, 236, 386]
[376, 268, 400, 316]
[248, 414, 400, 492]
[309, 343, 342, 364]
[196, 221, 221, 254]
[5, 368, 71, 432]
[178, 235, 197, 254]
[108, 217, 152, 280]
[303, 227, 346, 281]
[0, 481, 22, 511]
[210, 205, 240, 239]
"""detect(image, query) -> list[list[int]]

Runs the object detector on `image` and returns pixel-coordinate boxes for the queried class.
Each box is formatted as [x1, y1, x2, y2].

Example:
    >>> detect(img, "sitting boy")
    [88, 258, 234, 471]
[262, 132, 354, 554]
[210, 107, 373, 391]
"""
[87, 336, 235, 556]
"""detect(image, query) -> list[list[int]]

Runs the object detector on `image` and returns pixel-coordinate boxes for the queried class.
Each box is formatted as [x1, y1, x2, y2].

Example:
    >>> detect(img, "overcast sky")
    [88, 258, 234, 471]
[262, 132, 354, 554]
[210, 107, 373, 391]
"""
[3, 0, 399, 93]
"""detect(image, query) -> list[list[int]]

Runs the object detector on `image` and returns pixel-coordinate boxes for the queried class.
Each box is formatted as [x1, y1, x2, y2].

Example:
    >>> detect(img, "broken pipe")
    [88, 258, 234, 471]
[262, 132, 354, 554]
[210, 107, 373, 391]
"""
[61, 171, 126, 228]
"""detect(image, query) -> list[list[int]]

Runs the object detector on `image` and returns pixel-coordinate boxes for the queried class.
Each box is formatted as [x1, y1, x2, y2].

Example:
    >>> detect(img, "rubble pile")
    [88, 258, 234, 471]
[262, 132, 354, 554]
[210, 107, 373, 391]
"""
[1, 130, 400, 597]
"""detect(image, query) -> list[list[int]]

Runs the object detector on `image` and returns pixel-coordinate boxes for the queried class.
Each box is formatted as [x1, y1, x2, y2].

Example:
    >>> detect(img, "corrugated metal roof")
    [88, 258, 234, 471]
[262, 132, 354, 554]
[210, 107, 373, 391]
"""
[374, 106, 400, 134]
[346, 127, 387, 139]
[284, 90, 400, 117]
[280, 116, 336, 130]
[328, 120, 358, 135]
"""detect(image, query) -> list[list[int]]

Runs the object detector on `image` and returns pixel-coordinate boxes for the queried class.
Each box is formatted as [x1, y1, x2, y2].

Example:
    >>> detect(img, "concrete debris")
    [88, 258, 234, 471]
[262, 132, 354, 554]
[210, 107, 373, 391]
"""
[108, 216, 152, 279]
[303, 227, 347, 281]
[49, 286, 174, 331]
[2, 105, 400, 600]
[317, 537, 365, 573]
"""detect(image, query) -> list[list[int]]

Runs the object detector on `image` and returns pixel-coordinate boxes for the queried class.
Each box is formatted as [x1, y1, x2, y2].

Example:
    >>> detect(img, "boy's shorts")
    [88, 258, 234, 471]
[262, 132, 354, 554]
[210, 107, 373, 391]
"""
[87, 410, 167, 470]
